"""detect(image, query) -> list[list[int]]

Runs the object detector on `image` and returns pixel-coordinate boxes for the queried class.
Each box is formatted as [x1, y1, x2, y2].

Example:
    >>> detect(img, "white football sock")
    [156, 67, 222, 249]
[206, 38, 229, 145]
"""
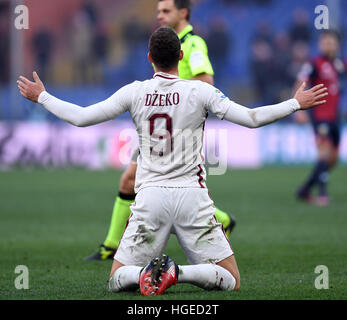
[178, 264, 236, 291]
[108, 266, 141, 292]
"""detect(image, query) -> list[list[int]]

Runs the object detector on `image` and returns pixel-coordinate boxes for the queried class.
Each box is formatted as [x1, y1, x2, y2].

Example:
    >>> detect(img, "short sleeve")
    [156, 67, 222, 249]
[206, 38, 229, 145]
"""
[187, 36, 214, 77]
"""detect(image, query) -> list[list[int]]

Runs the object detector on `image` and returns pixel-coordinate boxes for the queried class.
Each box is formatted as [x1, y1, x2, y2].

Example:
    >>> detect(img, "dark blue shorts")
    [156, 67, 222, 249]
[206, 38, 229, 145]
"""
[312, 122, 340, 148]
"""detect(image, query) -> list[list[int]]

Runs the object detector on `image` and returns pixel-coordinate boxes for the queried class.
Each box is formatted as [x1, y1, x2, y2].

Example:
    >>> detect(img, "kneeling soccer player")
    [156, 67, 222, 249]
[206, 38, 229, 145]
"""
[85, 0, 236, 261]
[18, 27, 327, 295]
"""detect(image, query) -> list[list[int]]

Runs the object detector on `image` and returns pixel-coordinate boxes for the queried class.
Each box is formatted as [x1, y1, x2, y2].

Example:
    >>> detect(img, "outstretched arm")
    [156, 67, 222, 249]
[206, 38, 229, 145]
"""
[222, 82, 328, 128]
[35, 91, 114, 127]
[17, 72, 128, 127]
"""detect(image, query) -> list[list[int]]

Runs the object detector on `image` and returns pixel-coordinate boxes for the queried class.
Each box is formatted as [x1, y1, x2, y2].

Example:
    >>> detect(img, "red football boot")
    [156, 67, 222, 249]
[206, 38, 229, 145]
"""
[139, 254, 179, 296]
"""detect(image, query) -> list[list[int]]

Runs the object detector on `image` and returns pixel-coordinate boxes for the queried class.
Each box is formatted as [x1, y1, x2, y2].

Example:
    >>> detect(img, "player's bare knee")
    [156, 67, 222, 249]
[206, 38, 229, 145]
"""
[318, 142, 333, 160]
[217, 256, 240, 290]
[230, 270, 240, 290]
[234, 278, 241, 291]
[224, 268, 240, 291]
[109, 259, 124, 279]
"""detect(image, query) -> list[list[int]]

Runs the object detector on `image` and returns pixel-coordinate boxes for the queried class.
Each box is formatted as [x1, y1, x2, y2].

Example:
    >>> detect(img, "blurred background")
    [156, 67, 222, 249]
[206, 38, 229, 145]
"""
[0, 0, 347, 169]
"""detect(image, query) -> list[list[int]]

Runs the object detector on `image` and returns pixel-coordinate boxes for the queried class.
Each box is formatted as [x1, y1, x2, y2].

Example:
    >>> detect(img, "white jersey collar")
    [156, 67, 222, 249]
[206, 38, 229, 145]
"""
[153, 72, 179, 80]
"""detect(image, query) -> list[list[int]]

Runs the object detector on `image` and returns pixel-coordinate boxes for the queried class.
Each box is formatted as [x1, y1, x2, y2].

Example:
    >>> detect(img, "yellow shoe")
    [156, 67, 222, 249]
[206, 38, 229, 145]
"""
[84, 244, 116, 261]
[224, 215, 236, 238]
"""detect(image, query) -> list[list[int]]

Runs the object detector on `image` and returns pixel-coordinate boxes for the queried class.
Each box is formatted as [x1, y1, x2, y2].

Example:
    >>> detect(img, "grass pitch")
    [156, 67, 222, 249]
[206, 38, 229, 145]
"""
[0, 167, 346, 300]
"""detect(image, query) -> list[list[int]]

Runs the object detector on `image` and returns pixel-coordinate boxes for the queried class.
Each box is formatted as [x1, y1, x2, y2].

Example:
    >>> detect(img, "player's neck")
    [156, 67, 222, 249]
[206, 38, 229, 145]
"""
[174, 20, 189, 34]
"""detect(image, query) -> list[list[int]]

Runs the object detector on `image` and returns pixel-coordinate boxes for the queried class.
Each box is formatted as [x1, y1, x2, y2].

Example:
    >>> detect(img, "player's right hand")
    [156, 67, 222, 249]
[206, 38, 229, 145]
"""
[294, 82, 328, 110]
[17, 71, 45, 103]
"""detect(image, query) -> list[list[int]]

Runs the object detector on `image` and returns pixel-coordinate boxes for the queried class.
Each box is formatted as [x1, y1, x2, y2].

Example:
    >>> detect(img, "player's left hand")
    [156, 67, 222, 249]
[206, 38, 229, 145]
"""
[294, 82, 328, 110]
[17, 71, 45, 103]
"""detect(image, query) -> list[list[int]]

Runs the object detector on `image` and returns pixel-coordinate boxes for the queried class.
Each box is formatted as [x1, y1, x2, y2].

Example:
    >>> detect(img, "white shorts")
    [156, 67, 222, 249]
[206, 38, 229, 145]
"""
[114, 187, 234, 266]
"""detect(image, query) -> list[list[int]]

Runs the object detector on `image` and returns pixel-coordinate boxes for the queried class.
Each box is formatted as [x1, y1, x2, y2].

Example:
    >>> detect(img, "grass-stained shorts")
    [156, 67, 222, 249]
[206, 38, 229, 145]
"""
[114, 186, 233, 266]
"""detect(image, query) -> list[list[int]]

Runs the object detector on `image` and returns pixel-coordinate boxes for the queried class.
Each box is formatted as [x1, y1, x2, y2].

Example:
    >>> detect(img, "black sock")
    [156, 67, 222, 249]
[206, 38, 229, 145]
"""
[301, 160, 329, 194]
[118, 192, 136, 201]
[317, 161, 329, 196]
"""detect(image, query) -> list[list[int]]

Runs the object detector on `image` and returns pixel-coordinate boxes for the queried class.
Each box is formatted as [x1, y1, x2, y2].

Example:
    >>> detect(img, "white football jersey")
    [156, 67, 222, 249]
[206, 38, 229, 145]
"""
[103, 72, 231, 192]
[39, 71, 299, 193]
